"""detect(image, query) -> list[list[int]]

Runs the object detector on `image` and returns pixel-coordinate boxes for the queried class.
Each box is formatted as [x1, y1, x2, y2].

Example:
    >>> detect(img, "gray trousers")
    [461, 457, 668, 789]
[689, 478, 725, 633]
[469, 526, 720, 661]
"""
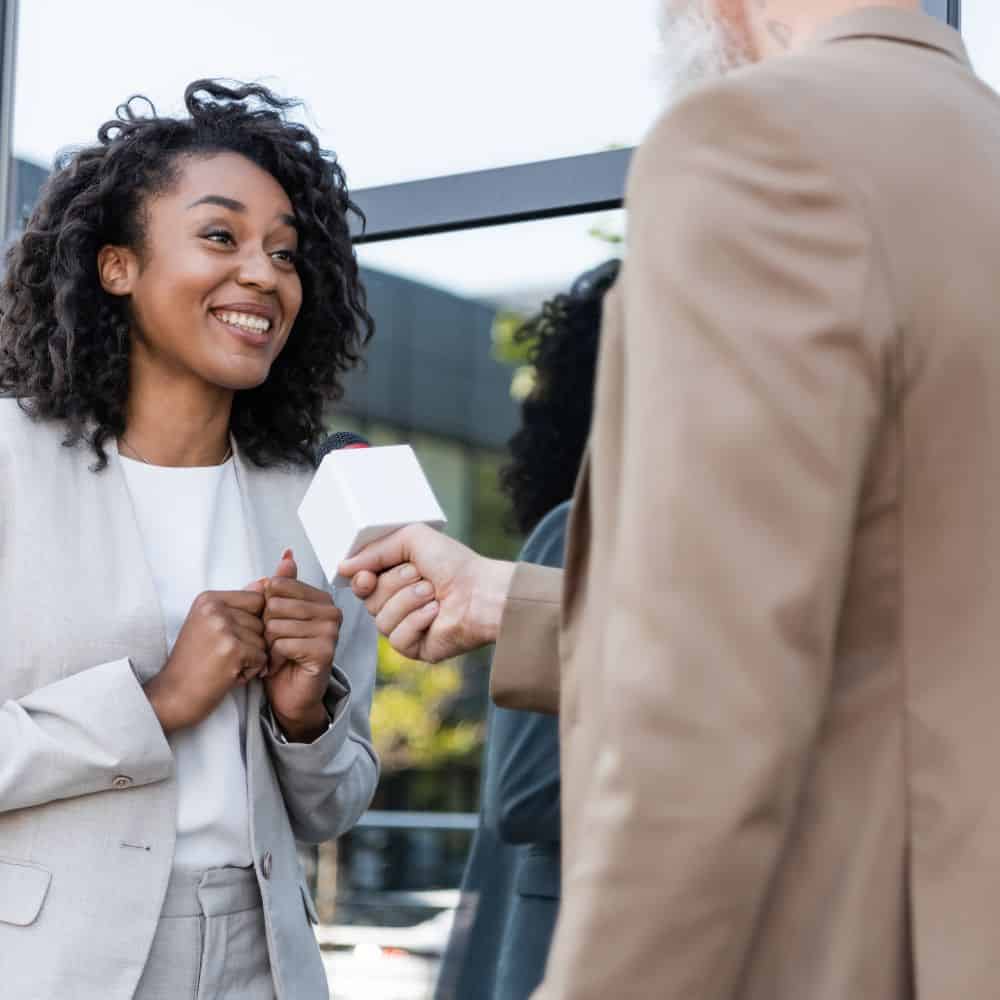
[134, 866, 276, 1000]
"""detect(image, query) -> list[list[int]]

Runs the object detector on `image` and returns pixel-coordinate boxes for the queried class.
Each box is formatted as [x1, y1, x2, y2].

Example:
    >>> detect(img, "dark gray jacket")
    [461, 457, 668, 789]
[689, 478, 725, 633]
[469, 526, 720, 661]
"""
[435, 502, 567, 1000]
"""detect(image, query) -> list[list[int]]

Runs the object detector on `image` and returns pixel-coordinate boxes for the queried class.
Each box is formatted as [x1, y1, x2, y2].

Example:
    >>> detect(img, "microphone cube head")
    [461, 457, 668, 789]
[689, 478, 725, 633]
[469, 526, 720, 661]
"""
[298, 444, 447, 587]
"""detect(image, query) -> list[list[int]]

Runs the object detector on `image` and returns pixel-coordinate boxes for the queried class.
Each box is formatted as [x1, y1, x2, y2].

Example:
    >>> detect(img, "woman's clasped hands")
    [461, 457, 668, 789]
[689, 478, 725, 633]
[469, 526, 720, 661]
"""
[145, 548, 341, 743]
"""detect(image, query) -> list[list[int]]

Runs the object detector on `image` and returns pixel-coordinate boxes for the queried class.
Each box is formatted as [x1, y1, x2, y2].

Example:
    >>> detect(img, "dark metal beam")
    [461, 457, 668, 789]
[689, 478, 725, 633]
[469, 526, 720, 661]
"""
[350, 147, 631, 244]
[350, 0, 960, 248]
[922, 0, 960, 27]
[0, 0, 18, 239]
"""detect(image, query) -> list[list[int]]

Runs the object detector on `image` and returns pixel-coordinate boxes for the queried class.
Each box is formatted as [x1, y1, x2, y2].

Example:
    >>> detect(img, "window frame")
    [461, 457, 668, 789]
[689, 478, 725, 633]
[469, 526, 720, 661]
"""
[0, 0, 18, 238]
[345, 1, 959, 246]
[350, 147, 631, 243]
[0, 1, 962, 240]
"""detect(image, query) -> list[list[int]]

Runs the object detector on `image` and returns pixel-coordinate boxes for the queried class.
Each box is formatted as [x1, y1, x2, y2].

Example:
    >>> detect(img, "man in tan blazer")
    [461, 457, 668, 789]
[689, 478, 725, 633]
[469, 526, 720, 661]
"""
[342, 2, 1000, 996]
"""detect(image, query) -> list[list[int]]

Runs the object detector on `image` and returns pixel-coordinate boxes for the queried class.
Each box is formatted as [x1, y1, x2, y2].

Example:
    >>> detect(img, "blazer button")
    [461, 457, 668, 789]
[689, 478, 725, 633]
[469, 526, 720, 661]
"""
[261, 851, 273, 880]
[112, 775, 134, 790]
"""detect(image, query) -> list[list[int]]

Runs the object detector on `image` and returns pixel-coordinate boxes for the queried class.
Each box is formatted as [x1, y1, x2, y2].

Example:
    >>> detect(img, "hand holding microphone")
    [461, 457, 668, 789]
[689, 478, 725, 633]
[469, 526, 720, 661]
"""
[339, 524, 515, 664]
[298, 430, 513, 664]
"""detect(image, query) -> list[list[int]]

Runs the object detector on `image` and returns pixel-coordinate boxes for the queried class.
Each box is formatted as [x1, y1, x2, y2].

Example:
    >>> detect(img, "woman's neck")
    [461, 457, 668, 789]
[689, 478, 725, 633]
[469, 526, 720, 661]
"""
[122, 363, 234, 468]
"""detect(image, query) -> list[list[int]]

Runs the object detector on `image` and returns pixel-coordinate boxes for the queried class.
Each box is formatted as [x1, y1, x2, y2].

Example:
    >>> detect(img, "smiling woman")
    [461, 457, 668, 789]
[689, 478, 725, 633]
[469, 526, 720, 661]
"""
[1, 79, 373, 469]
[0, 79, 379, 1000]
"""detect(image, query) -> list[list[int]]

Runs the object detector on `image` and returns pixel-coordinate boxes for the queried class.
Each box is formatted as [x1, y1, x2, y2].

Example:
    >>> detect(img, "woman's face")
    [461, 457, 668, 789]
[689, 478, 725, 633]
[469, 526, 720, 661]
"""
[102, 151, 303, 392]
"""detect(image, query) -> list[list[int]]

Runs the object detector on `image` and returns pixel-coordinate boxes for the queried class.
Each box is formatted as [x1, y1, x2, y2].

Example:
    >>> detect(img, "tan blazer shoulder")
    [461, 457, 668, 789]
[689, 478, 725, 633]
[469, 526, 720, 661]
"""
[491, 10, 1000, 999]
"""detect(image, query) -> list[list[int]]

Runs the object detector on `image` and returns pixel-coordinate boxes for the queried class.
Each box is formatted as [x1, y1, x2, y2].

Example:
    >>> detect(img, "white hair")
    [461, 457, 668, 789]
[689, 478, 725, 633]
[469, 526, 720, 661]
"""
[657, 0, 752, 102]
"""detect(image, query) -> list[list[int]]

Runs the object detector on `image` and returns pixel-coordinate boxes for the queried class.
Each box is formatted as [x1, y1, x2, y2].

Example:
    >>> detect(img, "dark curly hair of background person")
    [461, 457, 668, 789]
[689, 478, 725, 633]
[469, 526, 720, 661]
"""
[0, 78, 374, 470]
[500, 258, 620, 536]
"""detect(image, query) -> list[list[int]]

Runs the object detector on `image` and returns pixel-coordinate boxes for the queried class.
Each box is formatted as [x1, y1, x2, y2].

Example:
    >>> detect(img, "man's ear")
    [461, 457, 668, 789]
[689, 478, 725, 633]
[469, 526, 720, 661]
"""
[97, 244, 138, 297]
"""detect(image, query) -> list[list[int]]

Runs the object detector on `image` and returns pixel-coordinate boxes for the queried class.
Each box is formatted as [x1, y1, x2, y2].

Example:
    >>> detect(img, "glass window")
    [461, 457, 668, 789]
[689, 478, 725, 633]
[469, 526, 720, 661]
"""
[357, 210, 624, 312]
[13, 0, 664, 188]
[9, 11, 626, 988]
[964, 2, 1000, 89]
[313, 216, 622, 996]
[338, 211, 623, 460]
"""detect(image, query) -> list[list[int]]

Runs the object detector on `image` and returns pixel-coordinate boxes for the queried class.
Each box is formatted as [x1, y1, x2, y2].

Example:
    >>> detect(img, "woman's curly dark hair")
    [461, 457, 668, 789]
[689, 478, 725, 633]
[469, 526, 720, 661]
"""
[0, 79, 374, 469]
[500, 258, 620, 536]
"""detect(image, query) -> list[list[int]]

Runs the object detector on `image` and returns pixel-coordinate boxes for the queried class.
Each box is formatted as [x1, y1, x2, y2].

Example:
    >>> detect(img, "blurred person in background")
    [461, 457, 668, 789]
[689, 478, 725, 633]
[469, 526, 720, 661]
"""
[0, 80, 377, 1000]
[342, 2, 1000, 998]
[436, 260, 617, 1000]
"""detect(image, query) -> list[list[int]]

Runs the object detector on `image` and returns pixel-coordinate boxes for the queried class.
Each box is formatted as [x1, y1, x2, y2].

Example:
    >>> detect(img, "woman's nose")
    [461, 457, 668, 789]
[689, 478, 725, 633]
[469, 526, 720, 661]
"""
[236, 247, 277, 290]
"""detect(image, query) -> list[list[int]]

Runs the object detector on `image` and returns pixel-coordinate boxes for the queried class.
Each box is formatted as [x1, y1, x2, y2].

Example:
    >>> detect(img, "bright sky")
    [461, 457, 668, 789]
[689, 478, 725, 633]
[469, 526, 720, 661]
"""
[13, 0, 664, 186]
[12, 1, 1000, 310]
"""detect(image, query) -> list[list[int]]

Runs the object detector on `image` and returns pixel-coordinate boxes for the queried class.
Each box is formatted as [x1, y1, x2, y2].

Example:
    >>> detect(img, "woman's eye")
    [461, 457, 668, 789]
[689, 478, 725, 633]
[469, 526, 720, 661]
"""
[204, 229, 234, 245]
[271, 249, 298, 266]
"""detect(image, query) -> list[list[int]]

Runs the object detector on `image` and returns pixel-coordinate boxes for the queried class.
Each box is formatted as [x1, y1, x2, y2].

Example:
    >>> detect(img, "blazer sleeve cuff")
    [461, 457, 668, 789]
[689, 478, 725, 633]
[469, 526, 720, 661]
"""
[490, 562, 562, 715]
[261, 666, 353, 768]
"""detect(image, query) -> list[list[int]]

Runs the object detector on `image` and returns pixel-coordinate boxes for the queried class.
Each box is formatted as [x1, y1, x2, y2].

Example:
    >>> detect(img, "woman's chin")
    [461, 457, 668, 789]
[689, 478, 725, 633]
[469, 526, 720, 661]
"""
[206, 368, 272, 392]
[201, 355, 275, 392]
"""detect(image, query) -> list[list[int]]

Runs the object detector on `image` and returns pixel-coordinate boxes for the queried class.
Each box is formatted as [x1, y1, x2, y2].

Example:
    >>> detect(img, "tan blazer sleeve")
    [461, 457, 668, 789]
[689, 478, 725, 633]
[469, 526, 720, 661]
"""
[490, 562, 562, 715]
[537, 78, 892, 999]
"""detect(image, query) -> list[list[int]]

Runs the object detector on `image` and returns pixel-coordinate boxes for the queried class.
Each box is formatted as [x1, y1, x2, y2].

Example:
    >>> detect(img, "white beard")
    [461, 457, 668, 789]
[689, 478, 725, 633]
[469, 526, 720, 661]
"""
[657, 0, 752, 103]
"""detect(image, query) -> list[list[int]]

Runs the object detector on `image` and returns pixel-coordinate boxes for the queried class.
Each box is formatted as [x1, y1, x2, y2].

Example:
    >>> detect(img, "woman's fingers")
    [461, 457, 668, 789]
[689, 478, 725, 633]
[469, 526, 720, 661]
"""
[234, 624, 267, 651]
[270, 637, 328, 675]
[265, 576, 329, 604]
[264, 596, 340, 624]
[257, 576, 340, 679]
[374, 578, 437, 639]
[265, 617, 340, 643]
[273, 548, 298, 580]
[235, 644, 269, 684]
[230, 608, 265, 635]
[215, 590, 267, 616]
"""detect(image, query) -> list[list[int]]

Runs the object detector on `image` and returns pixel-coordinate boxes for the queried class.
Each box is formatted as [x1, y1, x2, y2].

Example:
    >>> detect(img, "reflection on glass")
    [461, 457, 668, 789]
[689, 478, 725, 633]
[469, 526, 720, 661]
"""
[357, 211, 625, 314]
[314, 218, 623, 998]
[14, 0, 663, 188]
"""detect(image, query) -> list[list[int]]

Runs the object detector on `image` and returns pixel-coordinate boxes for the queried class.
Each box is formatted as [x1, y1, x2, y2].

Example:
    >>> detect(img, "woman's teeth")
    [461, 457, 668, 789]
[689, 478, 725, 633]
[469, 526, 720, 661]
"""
[215, 310, 272, 334]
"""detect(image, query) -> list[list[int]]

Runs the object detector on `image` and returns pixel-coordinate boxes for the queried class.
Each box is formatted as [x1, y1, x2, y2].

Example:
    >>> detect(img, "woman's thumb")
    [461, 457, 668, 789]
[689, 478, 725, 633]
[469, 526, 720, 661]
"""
[274, 547, 297, 579]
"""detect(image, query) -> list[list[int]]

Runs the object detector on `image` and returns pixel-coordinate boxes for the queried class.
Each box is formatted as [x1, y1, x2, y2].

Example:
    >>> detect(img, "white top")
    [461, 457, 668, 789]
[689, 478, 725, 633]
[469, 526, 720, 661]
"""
[120, 453, 254, 869]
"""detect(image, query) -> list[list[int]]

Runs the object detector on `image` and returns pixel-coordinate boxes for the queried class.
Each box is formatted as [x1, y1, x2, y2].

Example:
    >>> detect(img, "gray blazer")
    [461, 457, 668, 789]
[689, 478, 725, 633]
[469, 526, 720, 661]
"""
[0, 399, 379, 1000]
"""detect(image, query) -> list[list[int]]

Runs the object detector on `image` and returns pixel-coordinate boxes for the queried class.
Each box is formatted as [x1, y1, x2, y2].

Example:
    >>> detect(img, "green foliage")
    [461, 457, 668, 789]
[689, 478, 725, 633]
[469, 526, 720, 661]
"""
[491, 311, 537, 401]
[370, 636, 481, 772]
[470, 452, 523, 562]
[491, 214, 624, 399]
[587, 222, 625, 246]
[491, 309, 533, 365]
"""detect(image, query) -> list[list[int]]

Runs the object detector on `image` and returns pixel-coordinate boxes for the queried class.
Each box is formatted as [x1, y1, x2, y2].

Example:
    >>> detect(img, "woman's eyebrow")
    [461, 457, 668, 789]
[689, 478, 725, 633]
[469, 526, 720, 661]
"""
[187, 196, 296, 230]
[187, 194, 245, 212]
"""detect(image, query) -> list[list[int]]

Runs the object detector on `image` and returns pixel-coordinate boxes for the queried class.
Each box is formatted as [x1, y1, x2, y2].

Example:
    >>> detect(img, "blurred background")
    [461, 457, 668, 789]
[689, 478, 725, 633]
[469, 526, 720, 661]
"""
[6, 1, 994, 996]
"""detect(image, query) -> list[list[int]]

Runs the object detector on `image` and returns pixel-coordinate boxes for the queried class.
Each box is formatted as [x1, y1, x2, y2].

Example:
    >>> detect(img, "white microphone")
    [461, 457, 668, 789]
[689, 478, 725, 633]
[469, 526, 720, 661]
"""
[298, 434, 447, 587]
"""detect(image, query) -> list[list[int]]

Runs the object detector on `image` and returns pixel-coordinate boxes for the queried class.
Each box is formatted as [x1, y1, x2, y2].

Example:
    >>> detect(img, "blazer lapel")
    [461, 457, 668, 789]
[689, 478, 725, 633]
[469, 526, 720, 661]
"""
[231, 441, 271, 727]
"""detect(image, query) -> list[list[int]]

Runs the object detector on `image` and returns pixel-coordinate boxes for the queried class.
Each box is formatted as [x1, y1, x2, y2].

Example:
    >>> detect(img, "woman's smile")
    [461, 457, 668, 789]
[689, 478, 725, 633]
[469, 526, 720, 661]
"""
[210, 301, 278, 347]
